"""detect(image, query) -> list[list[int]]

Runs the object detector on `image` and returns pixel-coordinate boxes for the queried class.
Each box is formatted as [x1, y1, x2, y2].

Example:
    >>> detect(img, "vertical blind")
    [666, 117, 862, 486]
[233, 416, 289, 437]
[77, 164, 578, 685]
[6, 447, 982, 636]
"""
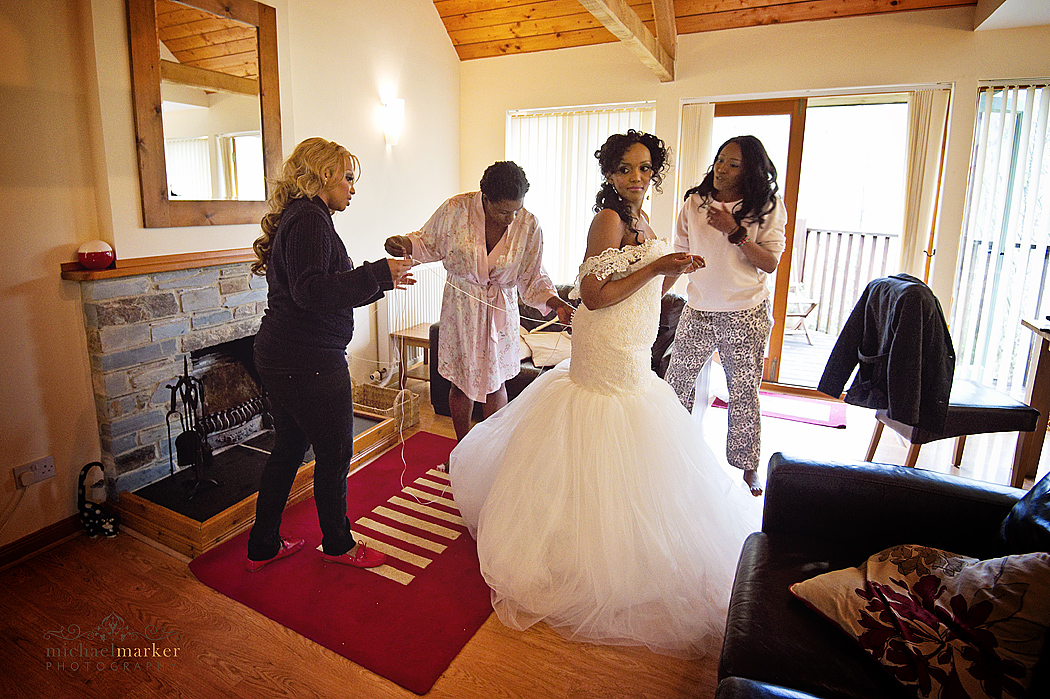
[507, 104, 656, 284]
[951, 83, 1050, 396]
[164, 136, 212, 199]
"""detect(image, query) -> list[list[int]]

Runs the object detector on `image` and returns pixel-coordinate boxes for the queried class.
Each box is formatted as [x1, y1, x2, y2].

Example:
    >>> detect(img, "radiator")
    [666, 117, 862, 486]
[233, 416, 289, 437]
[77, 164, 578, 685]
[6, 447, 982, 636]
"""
[377, 261, 445, 375]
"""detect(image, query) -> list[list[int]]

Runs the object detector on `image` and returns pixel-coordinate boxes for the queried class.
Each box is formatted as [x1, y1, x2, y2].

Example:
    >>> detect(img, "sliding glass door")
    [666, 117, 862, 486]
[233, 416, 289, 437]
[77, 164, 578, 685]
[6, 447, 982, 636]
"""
[708, 99, 806, 384]
[699, 94, 922, 389]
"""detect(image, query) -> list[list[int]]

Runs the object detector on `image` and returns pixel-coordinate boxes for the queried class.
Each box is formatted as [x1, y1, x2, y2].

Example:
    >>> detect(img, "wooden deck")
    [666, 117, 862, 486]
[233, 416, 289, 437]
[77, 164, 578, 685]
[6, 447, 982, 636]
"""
[775, 328, 837, 389]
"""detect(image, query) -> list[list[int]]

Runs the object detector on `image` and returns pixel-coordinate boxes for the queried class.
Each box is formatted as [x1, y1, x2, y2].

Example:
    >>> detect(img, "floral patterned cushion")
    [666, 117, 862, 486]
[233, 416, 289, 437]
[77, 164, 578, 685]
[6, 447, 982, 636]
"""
[789, 545, 1050, 699]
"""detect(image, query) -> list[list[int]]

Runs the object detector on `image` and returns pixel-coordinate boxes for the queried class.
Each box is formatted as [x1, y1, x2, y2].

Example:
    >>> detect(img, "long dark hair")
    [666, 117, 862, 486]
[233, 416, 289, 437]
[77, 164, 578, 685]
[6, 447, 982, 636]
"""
[593, 129, 670, 243]
[685, 135, 778, 227]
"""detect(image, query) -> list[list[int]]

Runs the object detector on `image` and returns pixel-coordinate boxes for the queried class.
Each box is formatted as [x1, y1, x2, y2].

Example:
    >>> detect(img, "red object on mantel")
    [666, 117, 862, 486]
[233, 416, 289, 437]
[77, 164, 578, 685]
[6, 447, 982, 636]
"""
[77, 240, 115, 270]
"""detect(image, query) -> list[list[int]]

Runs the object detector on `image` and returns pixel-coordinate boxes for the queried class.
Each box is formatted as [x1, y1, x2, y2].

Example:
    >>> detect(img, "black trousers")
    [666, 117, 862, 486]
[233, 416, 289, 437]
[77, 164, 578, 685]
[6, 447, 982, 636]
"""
[247, 364, 357, 561]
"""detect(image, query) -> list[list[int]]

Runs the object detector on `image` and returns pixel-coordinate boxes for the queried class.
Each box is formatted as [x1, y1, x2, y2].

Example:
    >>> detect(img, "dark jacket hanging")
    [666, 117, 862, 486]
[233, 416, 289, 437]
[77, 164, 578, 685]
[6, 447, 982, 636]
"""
[817, 274, 955, 433]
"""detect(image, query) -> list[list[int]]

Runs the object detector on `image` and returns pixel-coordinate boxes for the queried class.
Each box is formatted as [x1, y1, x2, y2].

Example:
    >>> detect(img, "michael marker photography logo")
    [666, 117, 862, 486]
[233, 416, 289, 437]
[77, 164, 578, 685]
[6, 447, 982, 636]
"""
[43, 612, 181, 673]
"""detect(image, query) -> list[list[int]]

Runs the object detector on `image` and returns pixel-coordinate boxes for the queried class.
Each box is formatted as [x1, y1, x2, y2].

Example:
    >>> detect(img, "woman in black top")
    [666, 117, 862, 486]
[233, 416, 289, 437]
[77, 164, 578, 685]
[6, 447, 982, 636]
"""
[246, 137, 416, 571]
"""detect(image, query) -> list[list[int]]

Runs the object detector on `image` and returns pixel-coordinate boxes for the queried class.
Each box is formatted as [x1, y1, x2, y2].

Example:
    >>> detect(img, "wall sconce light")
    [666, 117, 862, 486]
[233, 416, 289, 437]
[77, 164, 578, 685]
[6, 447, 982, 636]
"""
[382, 98, 405, 146]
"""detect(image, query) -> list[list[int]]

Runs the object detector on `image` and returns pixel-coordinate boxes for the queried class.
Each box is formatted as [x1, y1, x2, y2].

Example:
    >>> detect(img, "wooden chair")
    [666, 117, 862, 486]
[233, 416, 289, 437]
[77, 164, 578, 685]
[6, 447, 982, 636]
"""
[822, 275, 1041, 471]
[785, 289, 818, 345]
[866, 377, 1040, 468]
[785, 223, 818, 345]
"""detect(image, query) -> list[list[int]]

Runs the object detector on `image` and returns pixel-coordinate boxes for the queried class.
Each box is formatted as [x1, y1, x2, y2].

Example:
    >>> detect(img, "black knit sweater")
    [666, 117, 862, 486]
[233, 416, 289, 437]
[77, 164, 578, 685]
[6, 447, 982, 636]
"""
[254, 196, 394, 373]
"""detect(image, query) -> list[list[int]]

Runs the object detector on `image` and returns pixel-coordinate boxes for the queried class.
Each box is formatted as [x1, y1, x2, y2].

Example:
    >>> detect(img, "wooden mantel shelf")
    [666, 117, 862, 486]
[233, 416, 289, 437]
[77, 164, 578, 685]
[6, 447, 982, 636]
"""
[61, 248, 256, 281]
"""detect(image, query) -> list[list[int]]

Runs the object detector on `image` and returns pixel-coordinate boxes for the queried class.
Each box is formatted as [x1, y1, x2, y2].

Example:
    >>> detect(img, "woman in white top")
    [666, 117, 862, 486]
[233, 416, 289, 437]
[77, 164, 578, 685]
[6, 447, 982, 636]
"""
[449, 131, 759, 657]
[663, 135, 787, 496]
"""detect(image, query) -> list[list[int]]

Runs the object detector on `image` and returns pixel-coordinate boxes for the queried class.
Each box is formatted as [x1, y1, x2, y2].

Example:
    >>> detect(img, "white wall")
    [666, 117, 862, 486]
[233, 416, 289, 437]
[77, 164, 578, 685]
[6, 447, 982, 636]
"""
[0, 0, 459, 547]
[280, 0, 460, 375]
[459, 7, 1050, 310]
[0, 0, 104, 550]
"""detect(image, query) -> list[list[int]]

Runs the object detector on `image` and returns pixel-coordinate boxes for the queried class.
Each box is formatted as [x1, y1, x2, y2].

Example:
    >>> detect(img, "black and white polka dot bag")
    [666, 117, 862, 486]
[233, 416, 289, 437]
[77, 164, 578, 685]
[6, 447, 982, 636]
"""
[78, 462, 118, 538]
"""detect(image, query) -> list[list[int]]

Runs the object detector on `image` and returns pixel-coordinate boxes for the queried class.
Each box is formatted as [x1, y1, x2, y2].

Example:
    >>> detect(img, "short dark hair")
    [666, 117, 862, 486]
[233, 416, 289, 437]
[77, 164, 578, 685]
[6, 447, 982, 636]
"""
[479, 161, 530, 202]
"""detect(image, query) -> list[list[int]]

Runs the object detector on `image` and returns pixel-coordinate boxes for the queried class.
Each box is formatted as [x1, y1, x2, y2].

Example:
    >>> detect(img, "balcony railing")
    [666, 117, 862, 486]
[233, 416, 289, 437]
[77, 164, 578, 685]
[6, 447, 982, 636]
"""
[786, 228, 1048, 400]
[793, 227, 901, 337]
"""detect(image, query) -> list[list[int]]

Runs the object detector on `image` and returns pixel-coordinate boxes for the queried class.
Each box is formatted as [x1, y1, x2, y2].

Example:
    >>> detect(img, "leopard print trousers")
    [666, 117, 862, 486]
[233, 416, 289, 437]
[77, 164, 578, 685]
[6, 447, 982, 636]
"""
[665, 300, 771, 472]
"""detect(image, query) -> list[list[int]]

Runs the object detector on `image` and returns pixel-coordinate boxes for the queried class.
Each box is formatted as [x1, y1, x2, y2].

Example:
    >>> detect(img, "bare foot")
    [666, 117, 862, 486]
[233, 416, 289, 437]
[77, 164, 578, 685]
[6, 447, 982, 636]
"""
[743, 470, 763, 497]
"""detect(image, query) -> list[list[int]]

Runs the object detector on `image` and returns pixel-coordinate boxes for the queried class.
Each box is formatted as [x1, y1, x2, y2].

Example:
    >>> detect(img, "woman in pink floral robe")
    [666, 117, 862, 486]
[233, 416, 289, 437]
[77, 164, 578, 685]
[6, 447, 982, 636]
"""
[386, 162, 573, 440]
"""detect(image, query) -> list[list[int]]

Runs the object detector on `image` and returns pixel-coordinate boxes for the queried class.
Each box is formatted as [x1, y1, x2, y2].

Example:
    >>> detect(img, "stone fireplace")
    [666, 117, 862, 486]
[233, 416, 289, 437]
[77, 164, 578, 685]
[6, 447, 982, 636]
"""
[65, 251, 269, 496]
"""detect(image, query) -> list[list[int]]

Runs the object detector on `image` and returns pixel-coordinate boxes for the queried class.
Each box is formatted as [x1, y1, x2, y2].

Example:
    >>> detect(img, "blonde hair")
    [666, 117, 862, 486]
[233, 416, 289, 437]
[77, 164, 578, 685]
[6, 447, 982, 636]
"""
[251, 137, 360, 275]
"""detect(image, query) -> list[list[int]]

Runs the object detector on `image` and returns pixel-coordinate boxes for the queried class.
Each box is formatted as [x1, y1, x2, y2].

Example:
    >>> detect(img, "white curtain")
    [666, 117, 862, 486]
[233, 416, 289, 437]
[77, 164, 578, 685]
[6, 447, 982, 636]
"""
[218, 136, 236, 199]
[676, 102, 716, 204]
[951, 82, 1050, 396]
[507, 104, 656, 284]
[164, 136, 211, 200]
[901, 89, 951, 279]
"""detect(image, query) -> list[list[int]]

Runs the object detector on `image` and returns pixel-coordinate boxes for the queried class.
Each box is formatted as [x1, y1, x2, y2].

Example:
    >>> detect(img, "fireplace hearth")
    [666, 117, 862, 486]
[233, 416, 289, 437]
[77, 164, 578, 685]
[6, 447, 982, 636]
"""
[65, 250, 409, 556]
[69, 255, 268, 496]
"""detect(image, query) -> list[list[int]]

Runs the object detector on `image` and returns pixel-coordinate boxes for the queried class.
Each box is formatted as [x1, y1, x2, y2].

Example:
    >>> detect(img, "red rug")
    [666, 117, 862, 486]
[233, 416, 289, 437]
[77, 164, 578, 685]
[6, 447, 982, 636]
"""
[188, 431, 492, 695]
[712, 391, 847, 428]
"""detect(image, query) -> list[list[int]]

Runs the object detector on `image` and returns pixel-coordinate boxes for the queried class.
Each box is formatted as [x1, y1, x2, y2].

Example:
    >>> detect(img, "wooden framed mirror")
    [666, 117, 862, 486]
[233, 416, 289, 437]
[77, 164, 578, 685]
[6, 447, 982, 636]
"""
[127, 0, 281, 227]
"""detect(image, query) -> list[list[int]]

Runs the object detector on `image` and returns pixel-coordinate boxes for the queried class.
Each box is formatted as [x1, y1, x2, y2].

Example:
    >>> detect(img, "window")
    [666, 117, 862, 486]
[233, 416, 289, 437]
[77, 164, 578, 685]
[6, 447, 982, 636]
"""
[796, 100, 909, 236]
[506, 103, 656, 284]
[951, 82, 1050, 395]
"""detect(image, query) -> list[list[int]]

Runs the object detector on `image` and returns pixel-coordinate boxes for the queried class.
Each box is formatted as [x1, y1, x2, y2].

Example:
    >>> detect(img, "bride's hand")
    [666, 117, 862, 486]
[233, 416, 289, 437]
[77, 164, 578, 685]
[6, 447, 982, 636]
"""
[655, 252, 705, 276]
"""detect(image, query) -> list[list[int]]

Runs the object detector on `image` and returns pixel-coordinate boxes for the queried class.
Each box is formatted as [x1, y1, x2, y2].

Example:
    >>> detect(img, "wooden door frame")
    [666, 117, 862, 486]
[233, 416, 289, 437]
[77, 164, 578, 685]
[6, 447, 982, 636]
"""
[713, 99, 807, 382]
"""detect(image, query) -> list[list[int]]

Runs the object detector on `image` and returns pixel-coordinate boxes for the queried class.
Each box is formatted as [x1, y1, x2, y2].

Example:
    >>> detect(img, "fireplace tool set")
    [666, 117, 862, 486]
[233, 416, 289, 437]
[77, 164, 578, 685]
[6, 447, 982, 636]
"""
[166, 357, 222, 500]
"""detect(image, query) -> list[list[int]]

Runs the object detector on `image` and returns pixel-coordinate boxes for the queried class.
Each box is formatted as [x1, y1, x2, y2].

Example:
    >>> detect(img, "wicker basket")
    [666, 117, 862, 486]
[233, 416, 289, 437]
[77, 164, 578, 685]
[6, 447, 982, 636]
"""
[352, 381, 420, 431]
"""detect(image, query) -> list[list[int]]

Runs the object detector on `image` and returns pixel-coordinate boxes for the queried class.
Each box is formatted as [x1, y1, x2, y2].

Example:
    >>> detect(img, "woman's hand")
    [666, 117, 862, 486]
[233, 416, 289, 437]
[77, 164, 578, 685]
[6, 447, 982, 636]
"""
[384, 235, 413, 258]
[654, 252, 705, 277]
[549, 295, 574, 327]
[386, 258, 418, 289]
[706, 204, 737, 236]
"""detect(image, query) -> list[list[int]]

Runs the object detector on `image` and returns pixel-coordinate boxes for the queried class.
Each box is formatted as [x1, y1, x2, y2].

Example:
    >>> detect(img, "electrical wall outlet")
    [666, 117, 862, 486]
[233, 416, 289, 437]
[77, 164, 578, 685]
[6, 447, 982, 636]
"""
[13, 456, 56, 488]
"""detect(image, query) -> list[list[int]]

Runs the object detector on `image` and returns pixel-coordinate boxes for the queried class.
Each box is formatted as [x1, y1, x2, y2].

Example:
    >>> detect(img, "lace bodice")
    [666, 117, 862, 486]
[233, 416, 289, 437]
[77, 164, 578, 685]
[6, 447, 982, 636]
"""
[569, 239, 669, 395]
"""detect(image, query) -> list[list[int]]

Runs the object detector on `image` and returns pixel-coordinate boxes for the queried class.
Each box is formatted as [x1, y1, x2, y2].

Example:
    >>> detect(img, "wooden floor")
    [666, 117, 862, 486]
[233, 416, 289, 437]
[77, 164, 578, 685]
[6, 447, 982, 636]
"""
[0, 382, 718, 699]
[2, 377, 1043, 699]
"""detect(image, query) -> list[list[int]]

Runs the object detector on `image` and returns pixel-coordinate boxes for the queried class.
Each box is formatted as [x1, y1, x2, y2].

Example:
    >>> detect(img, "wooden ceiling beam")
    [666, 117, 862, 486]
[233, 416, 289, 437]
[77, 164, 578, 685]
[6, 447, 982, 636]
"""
[651, 0, 677, 60]
[577, 0, 674, 81]
[160, 59, 259, 96]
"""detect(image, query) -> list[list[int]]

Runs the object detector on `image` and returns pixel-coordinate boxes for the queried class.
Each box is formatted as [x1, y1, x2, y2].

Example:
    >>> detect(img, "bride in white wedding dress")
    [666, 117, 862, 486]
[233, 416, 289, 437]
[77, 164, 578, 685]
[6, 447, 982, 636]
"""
[450, 131, 761, 657]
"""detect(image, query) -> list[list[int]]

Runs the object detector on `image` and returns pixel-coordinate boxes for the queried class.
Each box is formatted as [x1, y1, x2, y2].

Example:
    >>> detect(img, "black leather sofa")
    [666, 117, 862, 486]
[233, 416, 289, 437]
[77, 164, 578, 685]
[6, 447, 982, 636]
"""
[428, 285, 685, 417]
[716, 453, 1049, 699]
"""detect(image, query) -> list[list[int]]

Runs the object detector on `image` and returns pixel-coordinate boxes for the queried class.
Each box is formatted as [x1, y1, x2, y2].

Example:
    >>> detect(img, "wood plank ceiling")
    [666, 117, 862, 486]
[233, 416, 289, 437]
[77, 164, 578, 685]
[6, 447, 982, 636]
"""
[155, 0, 258, 80]
[435, 0, 977, 79]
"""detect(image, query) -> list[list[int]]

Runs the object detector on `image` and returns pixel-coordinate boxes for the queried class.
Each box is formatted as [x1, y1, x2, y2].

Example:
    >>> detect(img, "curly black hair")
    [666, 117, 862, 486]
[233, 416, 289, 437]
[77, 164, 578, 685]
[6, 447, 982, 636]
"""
[479, 161, 530, 202]
[685, 135, 778, 227]
[593, 130, 670, 243]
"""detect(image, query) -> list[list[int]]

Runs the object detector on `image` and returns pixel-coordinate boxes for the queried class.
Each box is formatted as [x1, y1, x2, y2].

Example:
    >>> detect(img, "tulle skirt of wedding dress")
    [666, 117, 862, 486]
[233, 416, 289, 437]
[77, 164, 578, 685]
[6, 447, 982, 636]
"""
[450, 359, 760, 657]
